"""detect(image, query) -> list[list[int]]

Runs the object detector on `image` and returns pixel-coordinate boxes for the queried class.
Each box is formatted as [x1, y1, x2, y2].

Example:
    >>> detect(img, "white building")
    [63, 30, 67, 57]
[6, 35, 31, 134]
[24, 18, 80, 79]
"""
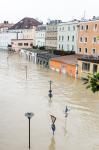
[0, 31, 23, 49]
[35, 25, 46, 47]
[9, 17, 42, 47]
[57, 20, 79, 52]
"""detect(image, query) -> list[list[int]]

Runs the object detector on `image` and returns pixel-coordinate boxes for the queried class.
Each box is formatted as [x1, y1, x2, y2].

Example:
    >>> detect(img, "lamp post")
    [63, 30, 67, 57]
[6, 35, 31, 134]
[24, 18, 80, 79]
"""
[50, 115, 56, 135]
[48, 80, 53, 99]
[64, 106, 68, 118]
[25, 112, 34, 149]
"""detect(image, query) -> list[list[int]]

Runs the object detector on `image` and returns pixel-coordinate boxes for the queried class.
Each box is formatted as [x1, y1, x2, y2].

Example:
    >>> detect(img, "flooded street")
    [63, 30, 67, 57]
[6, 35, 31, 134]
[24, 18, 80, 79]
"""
[0, 50, 99, 150]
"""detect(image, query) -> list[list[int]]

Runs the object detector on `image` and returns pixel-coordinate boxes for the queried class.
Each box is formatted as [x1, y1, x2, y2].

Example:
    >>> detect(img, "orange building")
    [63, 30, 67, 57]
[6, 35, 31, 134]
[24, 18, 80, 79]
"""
[49, 55, 82, 78]
[77, 19, 99, 55]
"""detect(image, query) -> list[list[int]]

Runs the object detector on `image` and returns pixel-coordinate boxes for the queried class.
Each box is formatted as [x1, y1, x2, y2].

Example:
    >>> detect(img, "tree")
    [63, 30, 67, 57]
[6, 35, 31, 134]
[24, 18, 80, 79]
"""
[84, 73, 99, 93]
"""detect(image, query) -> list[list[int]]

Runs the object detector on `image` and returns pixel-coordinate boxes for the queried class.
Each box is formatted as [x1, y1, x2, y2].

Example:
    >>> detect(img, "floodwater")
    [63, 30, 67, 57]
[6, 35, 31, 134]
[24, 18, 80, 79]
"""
[0, 50, 99, 150]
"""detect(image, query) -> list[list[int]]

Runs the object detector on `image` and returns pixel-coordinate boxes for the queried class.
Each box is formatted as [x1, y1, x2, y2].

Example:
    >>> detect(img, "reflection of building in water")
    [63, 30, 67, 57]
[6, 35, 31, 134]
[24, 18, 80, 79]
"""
[49, 136, 56, 150]
[63, 119, 67, 136]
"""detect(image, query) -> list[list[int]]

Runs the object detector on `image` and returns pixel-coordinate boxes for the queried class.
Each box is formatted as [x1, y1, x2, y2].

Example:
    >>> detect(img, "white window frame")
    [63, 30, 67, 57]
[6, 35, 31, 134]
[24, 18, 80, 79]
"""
[85, 48, 88, 53]
[92, 48, 96, 54]
[80, 37, 83, 43]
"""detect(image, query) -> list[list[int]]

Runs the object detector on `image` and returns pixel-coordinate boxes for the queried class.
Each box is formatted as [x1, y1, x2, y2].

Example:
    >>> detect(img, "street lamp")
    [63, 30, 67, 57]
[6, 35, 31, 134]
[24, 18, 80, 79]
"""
[64, 106, 68, 118]
[25, 112, 34, 149]
[48, 80, 53, 99]
[50, 115, 56, 135]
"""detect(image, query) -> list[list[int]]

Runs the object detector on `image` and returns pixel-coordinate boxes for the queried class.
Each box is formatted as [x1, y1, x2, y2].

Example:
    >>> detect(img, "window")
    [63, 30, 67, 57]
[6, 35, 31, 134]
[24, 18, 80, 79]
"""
[59, 44, 60, 49]
[68, 26, 70, 31]
[86, 25, 88, 30]
[30, 43, 33, 47]
[94, 24, 97, 30]
[18, 43, 23, 46]
[93, 64, 97, 73]
[72, 45, 74, 50]
[80, 37, 83, 42]
[85, 48, 88, 53]
[79, 48, 81, 52]
[59, 36, 61, 41]
[81, 25, 84, 30]
[62, 36, 64, 41]
[67, 36, 69, 41]
[62, 27, 64, 30]
[24, 43, 28, 46]
[72, 35, 74, 42]
[73, 26, 75, 31]
[85, 37, 87, 42]
[92, 48, 95, 54]
[93, 37, 96, 43]
[82, 62, 90, 71]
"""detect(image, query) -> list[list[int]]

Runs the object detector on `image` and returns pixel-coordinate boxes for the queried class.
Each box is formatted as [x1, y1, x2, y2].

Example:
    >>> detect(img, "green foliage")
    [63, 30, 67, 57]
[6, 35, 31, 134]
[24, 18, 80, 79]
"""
[39, 46, 45, 50]
[85, 73, 99, 93]
[32, 45, 38, 49]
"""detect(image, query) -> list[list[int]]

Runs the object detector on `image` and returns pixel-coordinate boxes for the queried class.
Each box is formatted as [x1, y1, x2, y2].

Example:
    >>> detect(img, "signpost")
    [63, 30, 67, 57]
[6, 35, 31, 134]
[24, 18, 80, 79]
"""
[50, 115, 56, 135]
[64, 106, 69, 118]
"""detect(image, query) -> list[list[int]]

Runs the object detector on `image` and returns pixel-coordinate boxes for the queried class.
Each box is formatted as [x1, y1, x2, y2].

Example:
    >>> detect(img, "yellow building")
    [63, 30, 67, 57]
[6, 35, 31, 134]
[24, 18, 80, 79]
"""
[78, 56, 99, 79]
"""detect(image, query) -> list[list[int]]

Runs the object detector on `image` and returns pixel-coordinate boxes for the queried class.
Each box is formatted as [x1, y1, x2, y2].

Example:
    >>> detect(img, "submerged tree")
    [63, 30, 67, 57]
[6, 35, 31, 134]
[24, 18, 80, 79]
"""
[84, 73, 99, 93]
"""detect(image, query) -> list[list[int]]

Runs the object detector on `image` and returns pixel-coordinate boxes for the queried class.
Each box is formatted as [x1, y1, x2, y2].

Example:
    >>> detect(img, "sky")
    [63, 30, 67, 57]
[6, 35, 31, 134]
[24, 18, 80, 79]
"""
[0, 0, 99, 24]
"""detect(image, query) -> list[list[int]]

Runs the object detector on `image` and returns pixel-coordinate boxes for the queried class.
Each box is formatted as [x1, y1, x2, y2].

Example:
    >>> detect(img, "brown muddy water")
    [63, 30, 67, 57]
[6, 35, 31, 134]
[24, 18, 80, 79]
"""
[0, 50, 99, 150]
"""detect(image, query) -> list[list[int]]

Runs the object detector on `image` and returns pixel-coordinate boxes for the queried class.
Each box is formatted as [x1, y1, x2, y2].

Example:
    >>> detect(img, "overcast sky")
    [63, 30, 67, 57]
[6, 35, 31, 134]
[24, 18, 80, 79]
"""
[1, 0, 99, 23]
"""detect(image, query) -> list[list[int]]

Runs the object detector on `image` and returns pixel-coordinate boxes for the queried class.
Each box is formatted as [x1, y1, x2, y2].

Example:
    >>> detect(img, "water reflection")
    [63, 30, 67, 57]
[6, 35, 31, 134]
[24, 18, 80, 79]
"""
[63, 118, 67, 136]
[49, 136, 56, 150]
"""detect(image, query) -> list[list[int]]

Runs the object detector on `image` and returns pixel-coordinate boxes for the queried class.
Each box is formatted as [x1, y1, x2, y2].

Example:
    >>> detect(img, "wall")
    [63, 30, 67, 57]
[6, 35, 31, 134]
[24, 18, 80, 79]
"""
[45, 24, 57, 49]
[49, 60, 76, 77]
[36, 30, 46, 47]
[57, 21, 78, 52]
[78, 60, 99, 79]
[11, 39, 33, 51]
[78, 20, 99, 55]
[0, 31, 22, 49]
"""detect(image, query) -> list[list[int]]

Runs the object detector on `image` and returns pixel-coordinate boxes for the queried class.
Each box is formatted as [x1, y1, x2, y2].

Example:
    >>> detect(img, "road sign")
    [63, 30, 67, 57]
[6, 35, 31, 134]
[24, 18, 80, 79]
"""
[50, 115, 56, 124]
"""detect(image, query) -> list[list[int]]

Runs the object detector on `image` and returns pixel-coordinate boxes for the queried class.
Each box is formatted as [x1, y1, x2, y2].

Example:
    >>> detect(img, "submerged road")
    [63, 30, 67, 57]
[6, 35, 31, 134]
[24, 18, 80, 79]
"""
[0, 50, 99, 150]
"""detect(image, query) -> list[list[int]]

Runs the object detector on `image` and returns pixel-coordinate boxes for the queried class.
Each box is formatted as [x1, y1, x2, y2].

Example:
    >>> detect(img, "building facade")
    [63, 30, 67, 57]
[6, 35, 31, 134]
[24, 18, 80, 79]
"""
[57, 20, 79, 52]
[9, 17, 42, 47]
[35, 25, 46, 47]
[45, 20, 62, 50]
[49, 54, 81, 78]
[11, 39, 33, 51]
[0, 31, 23, 49]
[78, 56, 99, 79]
[0, 21, 16, 49]
[77, 19, 99, 55]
